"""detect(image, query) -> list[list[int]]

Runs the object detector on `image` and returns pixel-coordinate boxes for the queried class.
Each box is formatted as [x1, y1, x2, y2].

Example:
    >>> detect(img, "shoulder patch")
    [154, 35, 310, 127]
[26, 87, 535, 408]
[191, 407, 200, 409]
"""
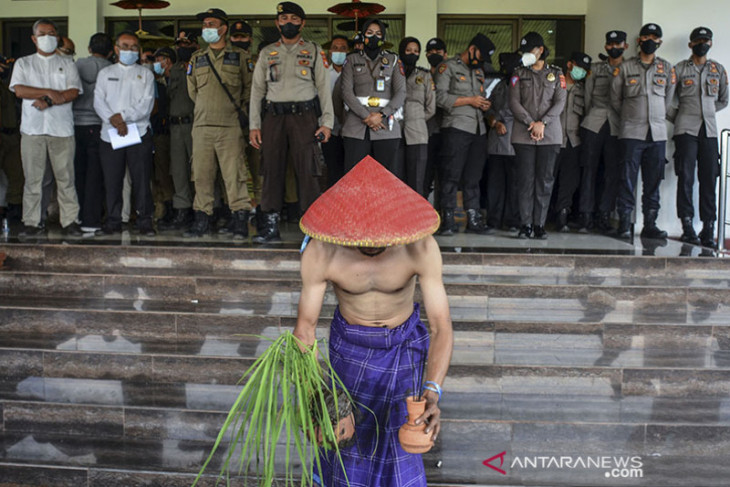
[612, 66, 620, 77]
[438, 63, 447, 74]
[186, 62, 192, 75]
[320, 50, 329, 69]
[510, 75, 519, 87]
[671, 67, 677, 85]
[399, 60, 405, 76]
[247, 58, 255, 72]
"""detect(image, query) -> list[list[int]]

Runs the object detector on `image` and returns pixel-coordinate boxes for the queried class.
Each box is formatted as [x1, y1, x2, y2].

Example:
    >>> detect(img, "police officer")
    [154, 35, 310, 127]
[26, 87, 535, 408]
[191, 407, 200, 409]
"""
[249, 2, 333, 243]
[186, 8, 253, 239]
[435, 34, 494, 235]
[150, 47, 175, 229]
[509, 32, 567, 239]
[399, 37, 436, 197]
[668, 27, 728, 248]
[580, 30, 627, 233]
[555, 52, 591, 232]
[340, 18, 405, 176]
[610, 23, 676, 240]
[425, 37, 448, 207]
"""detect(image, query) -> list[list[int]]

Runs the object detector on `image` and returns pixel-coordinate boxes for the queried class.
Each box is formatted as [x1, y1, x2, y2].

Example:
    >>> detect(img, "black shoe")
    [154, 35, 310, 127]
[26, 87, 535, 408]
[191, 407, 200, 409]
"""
[253, 211, 281, 243]
[217, 216, 234, 234]
[596, 212, 615, 234]
[617, 212, 632, 240]
[169, 208, 193, 230]
[231, 210, 250, 239]
[156, 200, 174, 227]
[19, 225, 45, 237]
[136, 219, 157, 237]
[438, 209, 455, 236]
[556, 208, 569, 232]
[699, 221, 716, 248]
[95, 223, 122, 236]
[183, 211, 211, 238]
[680, 217, 701, 245]
[465, 209, 494, 235]
[532, 225, 547, 240]
[61, 222, 83, 236]
[640, 209, 667, 239]
[517, 225, 532, 239]
[576, 212, 592, 234]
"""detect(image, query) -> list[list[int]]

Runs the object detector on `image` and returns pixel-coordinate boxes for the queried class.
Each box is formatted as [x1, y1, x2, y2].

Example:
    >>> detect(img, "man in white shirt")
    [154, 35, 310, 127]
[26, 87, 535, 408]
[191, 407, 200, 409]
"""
[10, 18, 83, 236]
[93, 31, 156, 236]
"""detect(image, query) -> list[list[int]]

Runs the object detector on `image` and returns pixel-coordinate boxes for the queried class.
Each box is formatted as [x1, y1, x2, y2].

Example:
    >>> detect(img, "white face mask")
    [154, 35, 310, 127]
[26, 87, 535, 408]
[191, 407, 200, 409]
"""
[36, 35, 58, 54]
[521, 52, 537, 67]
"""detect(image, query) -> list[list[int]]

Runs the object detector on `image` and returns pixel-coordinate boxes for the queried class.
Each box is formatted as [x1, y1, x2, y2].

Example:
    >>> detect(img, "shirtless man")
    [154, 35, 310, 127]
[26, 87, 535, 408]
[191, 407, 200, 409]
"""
[294, 155, 453, 487]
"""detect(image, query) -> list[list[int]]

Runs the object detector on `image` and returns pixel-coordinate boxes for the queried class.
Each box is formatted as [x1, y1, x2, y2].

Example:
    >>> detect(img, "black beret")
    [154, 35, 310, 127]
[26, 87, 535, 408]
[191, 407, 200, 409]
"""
[570, 51, 592, 71]
[153, 46, 177, 64]
[196, 8, 228, 23]
[230, 20, 252, 36]
[426, 37, 446, 52]
[519, 32, 545, 53]
[605, 30, 627, 43]
[690, 26, 713, 42]
[640, 23, 663, 38]
[277, 2, 306, 19]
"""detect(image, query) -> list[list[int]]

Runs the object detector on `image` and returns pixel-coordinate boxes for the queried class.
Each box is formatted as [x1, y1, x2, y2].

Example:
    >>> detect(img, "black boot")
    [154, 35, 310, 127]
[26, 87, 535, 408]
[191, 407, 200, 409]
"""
[183, 210, 210, 238]
[517, 224, 532, 239]
[171, 208, 193, 230]
[699, 221, 716, 248]
[439, 209, 455, 236]
[617, 212, 632, 240]
[576, 212, 592, 234]
[680, 217, 700, 245]
[556, 208, 569, 232]
[156, 200, 174, 228]
[640, 209, 667, 239]
[532, 225, 547, 239]
[253, 211, 281, 243]
[596, 212, 614, 234]
[465, 209, 494, 235]
[231, 210, 250, 239]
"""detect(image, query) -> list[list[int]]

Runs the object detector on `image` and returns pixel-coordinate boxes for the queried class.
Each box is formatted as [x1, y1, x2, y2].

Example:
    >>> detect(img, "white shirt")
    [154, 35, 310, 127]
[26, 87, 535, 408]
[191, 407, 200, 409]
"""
[93, 62, 155, 143]
[9, 52, 82, 137]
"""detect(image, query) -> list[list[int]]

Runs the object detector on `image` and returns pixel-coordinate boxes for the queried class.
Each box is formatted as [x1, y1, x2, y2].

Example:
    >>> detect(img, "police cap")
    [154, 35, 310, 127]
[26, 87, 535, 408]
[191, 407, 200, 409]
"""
[153, 46, 177, 64]
[570, 51, 592, 71]
[605, 30, 627, 44]
[230, 20, 252, 36]
[519, 32, 545, 53]
[426, 37, 447, 52]
[196, 8, 228, 23]
[690, 27, 713, 42]
[277, 2, 306, 19]
[639, 23, 663, 38]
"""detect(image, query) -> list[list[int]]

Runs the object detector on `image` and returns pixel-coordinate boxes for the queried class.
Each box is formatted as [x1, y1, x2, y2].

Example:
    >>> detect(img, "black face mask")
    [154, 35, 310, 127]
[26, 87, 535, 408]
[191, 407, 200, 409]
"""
[640, 39, 660, 55]
[363, 35, 382, 59]
[467, 49, 482, 70]
[232, 41, 250, 51]
[280, 22, 301, 40]
[606, 47, 624, 59]
[692, 43, 711, 57]
[427, 53, 443, 67]
[176, 47, 194, 63]
[402, 53, 418, 66]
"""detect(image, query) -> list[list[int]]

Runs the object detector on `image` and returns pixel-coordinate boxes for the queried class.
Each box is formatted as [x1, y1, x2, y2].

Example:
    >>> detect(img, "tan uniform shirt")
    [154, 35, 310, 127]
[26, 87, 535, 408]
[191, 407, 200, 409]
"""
[435, 57, 487, 135]
[187, 42, 251, 128]
[610, 55, 676, 141]
[403, 67, 436, 145]
[168, 62, 195, 118]
[509, 64, 567, 146]
[249, 38, 333, 130]
[561, 80, 585, 148]
[668, 57, 729, 138]
[340, 50, 406, 141]
[582, 60, 620, 135]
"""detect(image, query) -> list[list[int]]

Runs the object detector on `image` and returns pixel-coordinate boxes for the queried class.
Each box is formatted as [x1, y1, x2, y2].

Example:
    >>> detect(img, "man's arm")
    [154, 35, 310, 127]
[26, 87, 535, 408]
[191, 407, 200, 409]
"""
[293, 239, 330, 349]
[412, 235, 453, 441]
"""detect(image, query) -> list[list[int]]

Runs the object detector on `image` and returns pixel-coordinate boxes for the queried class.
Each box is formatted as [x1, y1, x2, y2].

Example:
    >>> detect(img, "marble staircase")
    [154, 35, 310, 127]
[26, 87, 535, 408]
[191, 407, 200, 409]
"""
[1, 243, 730, 486]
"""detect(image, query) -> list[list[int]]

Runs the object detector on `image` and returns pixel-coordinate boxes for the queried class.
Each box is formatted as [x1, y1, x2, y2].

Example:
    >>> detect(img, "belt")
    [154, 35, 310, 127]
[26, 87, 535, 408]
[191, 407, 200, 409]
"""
[169, 115, 192, 125]
[0, 127, 18, 135]
[357, 96, 390, 108]
[264, 99, 319, 115]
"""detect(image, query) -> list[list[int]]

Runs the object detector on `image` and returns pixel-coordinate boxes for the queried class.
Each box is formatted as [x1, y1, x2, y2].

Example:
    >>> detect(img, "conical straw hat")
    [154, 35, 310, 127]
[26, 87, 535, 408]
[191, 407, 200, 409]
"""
[300, 156, 440, 247]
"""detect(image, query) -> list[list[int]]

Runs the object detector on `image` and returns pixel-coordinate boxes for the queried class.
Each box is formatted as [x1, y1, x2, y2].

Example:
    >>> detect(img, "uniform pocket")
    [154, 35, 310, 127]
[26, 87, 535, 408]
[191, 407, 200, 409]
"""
[706, 77, 721, 97]
[624, 76, 641, 97]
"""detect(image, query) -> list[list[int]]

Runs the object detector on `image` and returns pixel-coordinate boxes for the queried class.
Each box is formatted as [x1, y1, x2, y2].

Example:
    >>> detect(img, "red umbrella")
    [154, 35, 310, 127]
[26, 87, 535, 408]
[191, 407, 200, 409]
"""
[111, 0, 170, 35]
[328, 0, 386, 32]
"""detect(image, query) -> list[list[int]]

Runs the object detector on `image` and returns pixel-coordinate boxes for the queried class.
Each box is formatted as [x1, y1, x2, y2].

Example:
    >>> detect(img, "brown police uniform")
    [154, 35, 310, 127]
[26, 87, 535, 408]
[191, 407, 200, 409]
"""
[168, 61, 196, 212]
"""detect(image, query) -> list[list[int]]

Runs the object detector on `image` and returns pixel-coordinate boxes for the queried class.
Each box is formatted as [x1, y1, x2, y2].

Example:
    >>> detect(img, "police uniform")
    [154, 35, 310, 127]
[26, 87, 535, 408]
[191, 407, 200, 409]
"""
[341, 47, 406, 175]
[402, 65, 436, 196]
[249, 2, 334, 243]
[610, 23, 676, 238]
[167, 58, 196, 226]
[186, 8, 253, 237]
[151, 76, 174, 223]
[509, 38, 567, 238]
[0, 66, 23, 219]
[667, 26, 728, 246]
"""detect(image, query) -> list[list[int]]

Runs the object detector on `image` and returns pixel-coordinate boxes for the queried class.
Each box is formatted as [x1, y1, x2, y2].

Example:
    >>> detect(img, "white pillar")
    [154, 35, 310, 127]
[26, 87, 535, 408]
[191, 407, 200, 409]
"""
[68, 0, 103, 53]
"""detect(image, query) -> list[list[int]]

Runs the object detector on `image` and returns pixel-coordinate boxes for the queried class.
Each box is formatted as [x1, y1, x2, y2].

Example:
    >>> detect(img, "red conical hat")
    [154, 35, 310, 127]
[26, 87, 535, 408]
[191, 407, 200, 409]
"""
[300, 156, 440, 247]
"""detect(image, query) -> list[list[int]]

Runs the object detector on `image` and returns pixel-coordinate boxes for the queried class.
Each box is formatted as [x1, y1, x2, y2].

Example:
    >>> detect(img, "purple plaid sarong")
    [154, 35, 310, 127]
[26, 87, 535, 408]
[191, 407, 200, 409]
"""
[315, 303, 430, 487]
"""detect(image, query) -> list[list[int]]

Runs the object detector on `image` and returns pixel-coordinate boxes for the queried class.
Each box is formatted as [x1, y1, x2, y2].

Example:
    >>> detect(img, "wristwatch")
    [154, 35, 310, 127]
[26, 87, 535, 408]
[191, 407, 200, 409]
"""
[541, 119, 548, 126]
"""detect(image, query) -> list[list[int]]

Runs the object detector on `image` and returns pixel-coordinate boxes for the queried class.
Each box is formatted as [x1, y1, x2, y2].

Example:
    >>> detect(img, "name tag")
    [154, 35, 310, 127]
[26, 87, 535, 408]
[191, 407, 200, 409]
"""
[108, 77, 119, 82]
[376, 77, 385, 92]
[223, 52, 240, 66]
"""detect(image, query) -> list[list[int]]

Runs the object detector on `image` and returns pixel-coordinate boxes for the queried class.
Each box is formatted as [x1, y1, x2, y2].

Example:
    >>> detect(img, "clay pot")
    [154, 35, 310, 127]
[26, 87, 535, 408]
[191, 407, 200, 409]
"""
[398, 396, 434, 453]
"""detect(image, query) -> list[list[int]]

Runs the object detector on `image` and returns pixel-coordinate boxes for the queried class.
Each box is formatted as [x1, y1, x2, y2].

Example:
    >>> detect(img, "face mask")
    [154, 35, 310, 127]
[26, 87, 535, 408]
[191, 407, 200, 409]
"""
[201, 28, 221, 44]
[177, 47, 194, 63]
[331, 51, 347, 66]
[402, 53, 418, 66]
[119, 50, 139, 66]
[692, 43, 711, 57]
[153, 62, 165, 75]
[521, 52, 537, 67]
[36, 35, 58, 54]
[280, 23, 301, 40]
[570, 66, 587, 81]
[232, 41, 250, 51]
[364, 35, 382, 50]
[427, 54, 443, 68]
[606, 47, 624, 59]
[640, 39, 660, 55]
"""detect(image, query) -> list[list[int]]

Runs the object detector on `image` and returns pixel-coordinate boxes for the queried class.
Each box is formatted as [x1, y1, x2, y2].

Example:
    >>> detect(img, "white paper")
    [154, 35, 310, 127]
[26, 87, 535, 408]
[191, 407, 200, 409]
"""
[108, 123, 142, 150]
[485, 78, 501, 100]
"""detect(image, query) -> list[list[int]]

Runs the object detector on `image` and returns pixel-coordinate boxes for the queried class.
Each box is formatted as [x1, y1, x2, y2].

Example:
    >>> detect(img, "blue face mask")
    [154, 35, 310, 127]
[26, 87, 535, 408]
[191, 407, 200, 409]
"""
[202, 27, 221, 44]
[119, 50, 139, 66]
[331, 51, 347, 66]
[153, 62, 165, 75]
[571, 66, 587, 81]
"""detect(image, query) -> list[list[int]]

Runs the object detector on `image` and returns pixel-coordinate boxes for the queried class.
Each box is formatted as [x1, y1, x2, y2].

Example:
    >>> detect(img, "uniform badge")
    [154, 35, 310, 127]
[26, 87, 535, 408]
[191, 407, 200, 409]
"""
[300, 50, 310, 55]
[269, 51, 278, 56]
[415, 76, 424, 85]
[612, 67, 620, 77]
[299, 59, 310, 66]
[186, 62, 192, 75]
[510, 75, 519, 87]
[547, 72, 556, 82]
[559, 74, 566, 89]
[671, 67, 677, 85]
[629, 78, 638, 84]
[710, 78, 719, 85]
[711, 63, 718, 73]
[137, 74, 142, 79]
[684, 79, 694, 86]
[459, 75, 466, 81]
[320, 50, 330, 69]
[247, 59, 255, 72]
[656, 78, 666, 85]
[438, 64, 447, 74]
[380, 57, 389, 66]
[277, 4, 284, 12]
[479, 85, 484, 93]
[301, 69, 308, 76]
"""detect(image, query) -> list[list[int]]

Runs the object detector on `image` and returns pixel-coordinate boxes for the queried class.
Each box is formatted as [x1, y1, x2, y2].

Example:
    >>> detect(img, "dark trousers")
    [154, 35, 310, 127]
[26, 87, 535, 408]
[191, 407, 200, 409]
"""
[513, 143, 560, 226]
[555, 142, 581, 212]
[439, 128, 487, 211]
[487, 154, 519, 228]
[260, 110, 321, 213]
[99, 132, 154, 227]
[674, 124, 719, 222]
[616, 137, 666, 215]
[405, 143, 428, 197]
[343, 131, 402, 178]
[580, 122, 620, 213]
[426, 132, 443, 209]
[321, 134, 345, 189]
[74, 125, 105, 227]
